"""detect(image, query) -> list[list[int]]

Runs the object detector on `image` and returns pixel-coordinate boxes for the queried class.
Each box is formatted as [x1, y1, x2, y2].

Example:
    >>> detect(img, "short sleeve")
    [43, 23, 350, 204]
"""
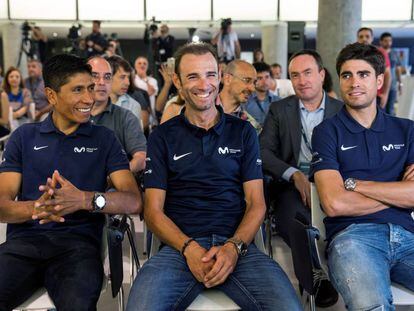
[106, 131, 130, 175]
[0, 129, 23, 173]
[124, 111, 147, 154]
[241, 123, 263, 182]
[309, 122, 340, 181]
[143, 129, 168, 190]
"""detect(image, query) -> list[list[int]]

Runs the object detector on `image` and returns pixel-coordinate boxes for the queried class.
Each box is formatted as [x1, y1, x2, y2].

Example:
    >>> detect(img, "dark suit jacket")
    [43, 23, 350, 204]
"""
[260, 94, 343, 181]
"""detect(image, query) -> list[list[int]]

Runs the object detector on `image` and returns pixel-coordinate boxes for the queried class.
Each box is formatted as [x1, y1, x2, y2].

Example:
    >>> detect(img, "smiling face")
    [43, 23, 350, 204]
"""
[289, 54, 325, 103]
[224, 63, 257, 104]
[173, 52, 220, 112]
[339, 59, 383, 110]
[46, 72, 95, 130]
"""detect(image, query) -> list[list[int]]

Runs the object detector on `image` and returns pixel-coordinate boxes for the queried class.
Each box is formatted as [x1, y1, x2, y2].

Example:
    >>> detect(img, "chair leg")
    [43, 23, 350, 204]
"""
[117, 285, 124, 311]
[309, 294, 316, 311]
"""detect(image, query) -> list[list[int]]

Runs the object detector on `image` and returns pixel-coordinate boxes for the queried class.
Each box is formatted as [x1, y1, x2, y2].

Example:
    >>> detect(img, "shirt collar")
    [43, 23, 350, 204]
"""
[299, 92, 326, 111]
[40, 112, 93, 136]
[180, 104, 225, 136]
[338, 105, 386, 134]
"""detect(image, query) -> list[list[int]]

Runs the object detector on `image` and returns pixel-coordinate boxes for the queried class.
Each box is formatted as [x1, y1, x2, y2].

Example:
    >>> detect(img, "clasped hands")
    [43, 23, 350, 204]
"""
[32, 170, 87, 224]
[184, 241, 239, 288]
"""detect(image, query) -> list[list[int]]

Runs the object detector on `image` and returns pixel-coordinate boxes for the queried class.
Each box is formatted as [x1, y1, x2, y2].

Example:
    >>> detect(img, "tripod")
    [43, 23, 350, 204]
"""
[17, 37, 34, 68]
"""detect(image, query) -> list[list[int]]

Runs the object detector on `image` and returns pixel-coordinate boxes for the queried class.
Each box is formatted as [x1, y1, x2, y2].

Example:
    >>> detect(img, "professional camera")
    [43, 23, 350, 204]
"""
[21, 21, 34, 39]
[221, 18, 232, 35]
[68, 24, 82, 40]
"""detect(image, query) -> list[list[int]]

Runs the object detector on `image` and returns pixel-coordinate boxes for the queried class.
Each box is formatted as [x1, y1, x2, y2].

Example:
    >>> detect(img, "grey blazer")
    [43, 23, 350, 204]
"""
[260, 94, 343, 180]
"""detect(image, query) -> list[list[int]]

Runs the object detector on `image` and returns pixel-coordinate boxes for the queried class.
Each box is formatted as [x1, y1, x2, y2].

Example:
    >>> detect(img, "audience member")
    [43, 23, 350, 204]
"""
[126, 42, 302, 311]
[260, 49, 342, 307]
[211, 18, 241, 63]
[253, 48, 265, 63]
[88, 56, 147, 173]
[270, 63, 282, 79]
[160, 94, 185, 124]
[1, 67, 33, 128]
[322, 67, 338, 99]
[357, 27, 391, 109]
[31, 26, 48, 64]
[134, 56, 159, 125]
[107, 55, 143, 123]
[128, 72, 151, 134]
[24, 59, 51, 121]
[218, 60, 261, 133]
[310, 42, 414, 311]
[0, 54, 142, 311]
[85, 20, 108, 57]
[379, 32, 402, 115]
[245, 62, 280, 127]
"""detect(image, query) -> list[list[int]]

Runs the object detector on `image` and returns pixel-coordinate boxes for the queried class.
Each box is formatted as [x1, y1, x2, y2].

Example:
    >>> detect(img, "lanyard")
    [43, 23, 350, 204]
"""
[301, 125, 313, 154]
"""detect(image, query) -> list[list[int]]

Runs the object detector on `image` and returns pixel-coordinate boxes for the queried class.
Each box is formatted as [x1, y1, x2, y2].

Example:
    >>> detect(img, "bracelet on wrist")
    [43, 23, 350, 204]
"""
[181, 237, 195, 257]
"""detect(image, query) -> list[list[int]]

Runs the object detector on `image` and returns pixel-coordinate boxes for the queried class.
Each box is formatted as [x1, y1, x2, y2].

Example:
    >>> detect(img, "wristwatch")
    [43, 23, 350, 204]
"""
[92, 192, 106, 212]
[344, 178, 357, 191]
[225, 237, 248, 256]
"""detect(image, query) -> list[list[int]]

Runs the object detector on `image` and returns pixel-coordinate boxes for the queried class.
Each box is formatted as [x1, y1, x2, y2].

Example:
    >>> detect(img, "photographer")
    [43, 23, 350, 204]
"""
[152, 24, 175, 64]
[85, 20, 108, 57]
[211, 18, 241, 64]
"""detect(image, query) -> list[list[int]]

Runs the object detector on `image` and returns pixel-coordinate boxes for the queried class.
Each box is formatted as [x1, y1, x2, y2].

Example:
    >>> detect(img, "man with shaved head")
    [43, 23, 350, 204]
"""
[218, 60, 261, 133]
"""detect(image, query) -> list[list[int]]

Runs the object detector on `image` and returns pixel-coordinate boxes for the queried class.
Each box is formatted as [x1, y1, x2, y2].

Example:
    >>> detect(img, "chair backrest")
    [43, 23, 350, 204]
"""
[0, 223, 6, 244]
[310, 183, 329, 272]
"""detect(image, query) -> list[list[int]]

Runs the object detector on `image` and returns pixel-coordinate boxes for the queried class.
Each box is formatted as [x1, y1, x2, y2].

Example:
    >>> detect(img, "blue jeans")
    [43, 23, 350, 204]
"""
[127, 235, 302, 311]
[327, 223, 414, 311]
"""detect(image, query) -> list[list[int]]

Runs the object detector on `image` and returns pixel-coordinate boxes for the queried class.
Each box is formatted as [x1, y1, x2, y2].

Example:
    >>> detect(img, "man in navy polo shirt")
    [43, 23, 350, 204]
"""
[310, 43, 414, 310]
[0, 54, 142, 311]
[126, 43, 301, 311]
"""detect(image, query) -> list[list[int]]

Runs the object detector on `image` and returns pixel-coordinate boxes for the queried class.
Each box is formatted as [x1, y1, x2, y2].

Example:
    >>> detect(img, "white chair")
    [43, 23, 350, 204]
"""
[149, 230, 268, 311]
[0, 221, 127, 311]
[310, 183, 414, 306]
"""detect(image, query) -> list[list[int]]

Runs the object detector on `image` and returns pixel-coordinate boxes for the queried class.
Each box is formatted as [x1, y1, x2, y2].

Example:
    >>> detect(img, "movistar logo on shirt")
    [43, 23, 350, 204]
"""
[218, 147, 241, 155]
[382, 144, 405, 152]
[74, 147, 98, 153]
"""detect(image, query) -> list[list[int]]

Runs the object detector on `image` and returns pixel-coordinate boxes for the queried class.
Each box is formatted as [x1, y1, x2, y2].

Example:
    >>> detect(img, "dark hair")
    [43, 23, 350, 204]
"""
[357, 27, 373, 36]
[107, 55, 133, 75]
[336, 43, 385, 76]
[173, 42, 218, 76]
[92, 20, 101, 26]
[271, 63, 281, 68]
[322, 67, 333, 93]
[43, 54, 92, 92]
[2, 66, 24, 94]
[253, 62, 271, 75]
[288, 49, 324, 71]
[380, 32, 392, 41]
[253, 48, 264, 62]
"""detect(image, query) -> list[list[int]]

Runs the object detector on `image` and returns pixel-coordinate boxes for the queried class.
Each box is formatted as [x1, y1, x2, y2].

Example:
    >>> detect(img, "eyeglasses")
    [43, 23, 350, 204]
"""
[91, 73, 112, 83]
[230, 74, 257, 85]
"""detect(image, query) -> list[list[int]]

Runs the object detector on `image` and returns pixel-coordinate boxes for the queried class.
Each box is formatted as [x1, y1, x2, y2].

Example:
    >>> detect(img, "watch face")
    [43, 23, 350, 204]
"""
[96, 195, 106, 208]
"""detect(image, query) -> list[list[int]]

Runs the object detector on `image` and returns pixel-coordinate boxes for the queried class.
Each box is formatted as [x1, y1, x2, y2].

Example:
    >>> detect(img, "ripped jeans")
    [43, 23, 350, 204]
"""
[327, 223, 414, 311]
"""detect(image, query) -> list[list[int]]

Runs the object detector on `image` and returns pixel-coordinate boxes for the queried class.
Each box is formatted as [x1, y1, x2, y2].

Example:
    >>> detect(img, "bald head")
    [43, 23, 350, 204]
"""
[87, 56, 112, 104]
[221, 60, 257, 105]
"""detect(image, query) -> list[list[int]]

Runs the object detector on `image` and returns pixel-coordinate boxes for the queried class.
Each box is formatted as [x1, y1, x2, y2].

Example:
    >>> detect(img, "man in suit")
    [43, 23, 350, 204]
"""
[260, 49, 343, 307]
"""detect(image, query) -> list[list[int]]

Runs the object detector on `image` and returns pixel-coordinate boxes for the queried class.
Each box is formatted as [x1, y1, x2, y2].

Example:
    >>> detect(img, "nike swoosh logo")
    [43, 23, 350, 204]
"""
[173, 152, 192, 161]
[341, 145, 357, 151]
[34, 145, 48, 151]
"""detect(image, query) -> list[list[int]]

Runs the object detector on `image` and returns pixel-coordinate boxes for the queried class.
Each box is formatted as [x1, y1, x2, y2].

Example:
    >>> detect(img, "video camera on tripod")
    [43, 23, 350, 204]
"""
[17, 21, 37, 67]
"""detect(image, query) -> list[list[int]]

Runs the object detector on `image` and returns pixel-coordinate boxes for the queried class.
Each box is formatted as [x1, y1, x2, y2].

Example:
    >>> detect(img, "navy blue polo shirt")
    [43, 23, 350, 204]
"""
[144, 106, 263, 238]
[310, 106, 414, 240]
[0, 113, 129, 243]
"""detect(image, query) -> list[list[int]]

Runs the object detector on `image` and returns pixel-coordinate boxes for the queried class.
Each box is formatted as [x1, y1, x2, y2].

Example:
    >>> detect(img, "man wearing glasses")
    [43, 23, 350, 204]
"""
[88, 56, 147, 173]
[217, 60, 262, 133]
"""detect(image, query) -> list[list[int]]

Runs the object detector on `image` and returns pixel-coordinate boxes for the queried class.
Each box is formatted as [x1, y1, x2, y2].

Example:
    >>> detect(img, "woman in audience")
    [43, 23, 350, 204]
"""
[160, 94, 184, 124]
[322, 67, 338, 99]
[1, 67, 33, 128]
[253, 48, 265, 63]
